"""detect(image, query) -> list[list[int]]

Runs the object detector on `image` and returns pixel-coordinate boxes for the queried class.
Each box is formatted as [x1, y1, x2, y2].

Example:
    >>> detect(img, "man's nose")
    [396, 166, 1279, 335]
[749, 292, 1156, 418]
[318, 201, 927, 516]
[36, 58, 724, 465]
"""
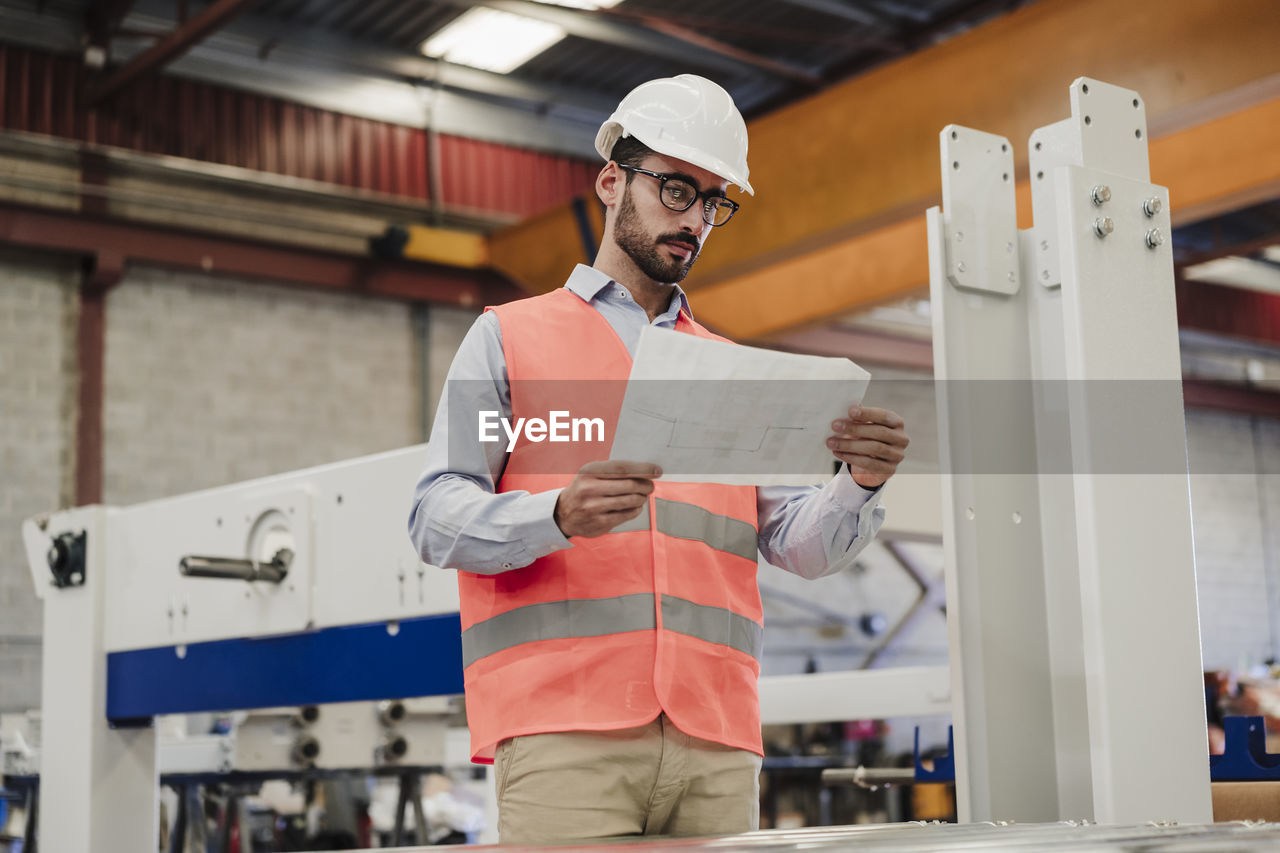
[674, 202, 704, 233]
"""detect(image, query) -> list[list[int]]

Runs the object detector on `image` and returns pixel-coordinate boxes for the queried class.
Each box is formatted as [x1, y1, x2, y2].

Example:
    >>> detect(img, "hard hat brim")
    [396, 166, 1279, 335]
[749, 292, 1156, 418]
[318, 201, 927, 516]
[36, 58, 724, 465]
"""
[595, 122, 755, 197]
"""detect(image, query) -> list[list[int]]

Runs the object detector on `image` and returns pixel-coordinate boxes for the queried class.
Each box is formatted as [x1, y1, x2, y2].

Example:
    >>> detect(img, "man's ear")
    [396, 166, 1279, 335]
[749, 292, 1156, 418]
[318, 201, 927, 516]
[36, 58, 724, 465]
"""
[595, 162, 621, 208]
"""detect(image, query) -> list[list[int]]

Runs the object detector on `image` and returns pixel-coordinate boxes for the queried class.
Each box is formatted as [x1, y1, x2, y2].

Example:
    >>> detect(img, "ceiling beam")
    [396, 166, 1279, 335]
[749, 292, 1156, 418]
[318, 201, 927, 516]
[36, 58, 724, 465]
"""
[0, 200, 523, 308]
[612, 12, 820, 87]
[691, 95, 1280, 340]
[486, 0, 1280, 338]
[760, 325, 934, 371]
[84, 0, 265, 105]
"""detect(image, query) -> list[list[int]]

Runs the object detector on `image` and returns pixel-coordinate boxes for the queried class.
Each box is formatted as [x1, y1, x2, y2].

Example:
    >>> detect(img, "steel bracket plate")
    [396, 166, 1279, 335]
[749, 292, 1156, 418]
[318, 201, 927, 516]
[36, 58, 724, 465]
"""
[1029, 77, 1149, 290]
[939, 124, 1020, 295]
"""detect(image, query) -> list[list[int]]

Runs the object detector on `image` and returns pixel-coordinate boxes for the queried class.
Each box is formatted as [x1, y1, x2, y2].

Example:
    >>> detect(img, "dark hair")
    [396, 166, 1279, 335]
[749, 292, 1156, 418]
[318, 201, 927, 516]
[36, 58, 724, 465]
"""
[608, 135, 653, 176]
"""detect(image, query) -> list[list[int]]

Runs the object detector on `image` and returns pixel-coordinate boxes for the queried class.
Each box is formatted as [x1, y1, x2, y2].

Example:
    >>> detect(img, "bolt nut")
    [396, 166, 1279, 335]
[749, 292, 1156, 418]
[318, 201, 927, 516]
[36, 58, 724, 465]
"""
[1143, 197, 1163, 217]
[292, 735, 320, 765]
[382, 733, 409, 761]
[1093, 217, 1115, 238]
[1091, 185, 1112, 206]
[378, 700, 407, 726]
[1145, 228, 1164, 249]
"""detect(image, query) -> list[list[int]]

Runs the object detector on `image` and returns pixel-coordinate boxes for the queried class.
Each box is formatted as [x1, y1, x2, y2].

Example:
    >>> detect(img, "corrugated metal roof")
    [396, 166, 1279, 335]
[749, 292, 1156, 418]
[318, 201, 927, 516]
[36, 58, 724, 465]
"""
[0, 0, 1034, 160]
[143, 0, 1016, 118]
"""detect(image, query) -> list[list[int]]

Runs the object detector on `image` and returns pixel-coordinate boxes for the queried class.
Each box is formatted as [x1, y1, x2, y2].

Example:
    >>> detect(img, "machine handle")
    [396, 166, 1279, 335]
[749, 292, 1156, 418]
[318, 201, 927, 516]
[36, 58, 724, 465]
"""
[179, 548, 292, 583]
[821, 766, 917, 789]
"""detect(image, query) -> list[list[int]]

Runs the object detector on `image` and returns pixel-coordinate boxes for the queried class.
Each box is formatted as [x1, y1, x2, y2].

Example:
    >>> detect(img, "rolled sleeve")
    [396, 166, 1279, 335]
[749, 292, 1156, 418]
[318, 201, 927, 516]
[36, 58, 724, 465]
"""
[757, 465, 886, 580]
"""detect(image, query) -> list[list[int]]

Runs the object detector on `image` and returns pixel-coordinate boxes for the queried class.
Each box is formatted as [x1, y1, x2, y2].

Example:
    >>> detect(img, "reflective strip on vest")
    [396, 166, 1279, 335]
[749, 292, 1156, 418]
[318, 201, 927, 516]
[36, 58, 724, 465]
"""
[654, 498, 757, 562]
[660, 595, 764, 659]
[461, 593, 655, 668]
[462, 593, 763, 667]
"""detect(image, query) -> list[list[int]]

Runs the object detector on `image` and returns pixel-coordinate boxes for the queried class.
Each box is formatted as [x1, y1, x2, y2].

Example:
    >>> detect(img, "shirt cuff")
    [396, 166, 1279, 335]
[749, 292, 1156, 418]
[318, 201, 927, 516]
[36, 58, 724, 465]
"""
[520, 487, 573, 558]
[828, 463, 882, 514]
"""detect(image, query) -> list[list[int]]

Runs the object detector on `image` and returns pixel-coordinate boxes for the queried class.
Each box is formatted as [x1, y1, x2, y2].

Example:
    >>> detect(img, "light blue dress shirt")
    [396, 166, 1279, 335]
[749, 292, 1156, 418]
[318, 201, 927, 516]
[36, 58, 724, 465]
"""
[407, 264, 885, 579]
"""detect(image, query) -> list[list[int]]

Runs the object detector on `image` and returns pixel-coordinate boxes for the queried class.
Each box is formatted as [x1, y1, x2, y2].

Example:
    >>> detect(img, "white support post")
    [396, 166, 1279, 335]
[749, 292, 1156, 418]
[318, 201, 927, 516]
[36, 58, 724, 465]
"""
[928, 125, 1060, 822]
[29, 507, 158, 853]
[930, 77, 1212, 824]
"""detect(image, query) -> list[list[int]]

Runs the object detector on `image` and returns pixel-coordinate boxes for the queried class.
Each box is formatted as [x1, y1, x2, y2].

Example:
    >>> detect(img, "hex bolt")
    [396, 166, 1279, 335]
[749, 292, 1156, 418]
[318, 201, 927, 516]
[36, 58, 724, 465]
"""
[1145, 228, 1164, 249]
[1093, 217, 1114, 238]
[1090, 185, 1112, 206]
[1143, 197, 1163, 217]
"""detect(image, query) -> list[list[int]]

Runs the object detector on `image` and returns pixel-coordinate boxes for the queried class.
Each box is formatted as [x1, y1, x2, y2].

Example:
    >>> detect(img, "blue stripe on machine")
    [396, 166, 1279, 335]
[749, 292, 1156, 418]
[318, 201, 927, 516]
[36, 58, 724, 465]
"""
[106, 613, 464, 721]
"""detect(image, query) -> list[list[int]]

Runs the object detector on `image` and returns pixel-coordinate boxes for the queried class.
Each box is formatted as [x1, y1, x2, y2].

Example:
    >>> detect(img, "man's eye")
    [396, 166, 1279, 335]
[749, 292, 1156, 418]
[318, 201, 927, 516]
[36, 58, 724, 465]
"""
[668, 184, 689, 200]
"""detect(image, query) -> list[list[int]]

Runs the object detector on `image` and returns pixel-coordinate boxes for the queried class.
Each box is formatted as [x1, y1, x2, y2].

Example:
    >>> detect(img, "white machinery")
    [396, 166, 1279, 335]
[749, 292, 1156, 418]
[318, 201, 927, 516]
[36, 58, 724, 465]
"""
[17, 78, 1230, 851]
[21, 446, 465, 852]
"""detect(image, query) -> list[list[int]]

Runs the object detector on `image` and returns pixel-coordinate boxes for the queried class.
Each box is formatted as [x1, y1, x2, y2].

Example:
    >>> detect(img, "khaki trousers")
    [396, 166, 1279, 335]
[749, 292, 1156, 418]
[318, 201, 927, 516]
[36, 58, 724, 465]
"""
[494, 714, 761, 844]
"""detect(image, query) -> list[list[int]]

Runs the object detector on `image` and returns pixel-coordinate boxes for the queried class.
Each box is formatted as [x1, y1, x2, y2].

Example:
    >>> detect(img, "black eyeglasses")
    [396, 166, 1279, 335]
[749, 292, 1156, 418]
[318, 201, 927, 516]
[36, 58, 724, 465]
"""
[617, 164, 740, 227]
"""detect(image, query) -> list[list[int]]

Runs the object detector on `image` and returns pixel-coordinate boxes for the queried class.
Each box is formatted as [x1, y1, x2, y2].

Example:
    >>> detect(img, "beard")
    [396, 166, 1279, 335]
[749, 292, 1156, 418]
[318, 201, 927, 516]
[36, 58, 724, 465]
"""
[613, 189, 700, 284]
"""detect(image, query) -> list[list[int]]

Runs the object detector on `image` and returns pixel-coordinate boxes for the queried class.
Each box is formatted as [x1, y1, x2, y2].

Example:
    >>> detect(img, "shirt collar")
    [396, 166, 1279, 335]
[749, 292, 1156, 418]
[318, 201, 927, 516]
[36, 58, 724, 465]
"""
[564, 264, 694, 321]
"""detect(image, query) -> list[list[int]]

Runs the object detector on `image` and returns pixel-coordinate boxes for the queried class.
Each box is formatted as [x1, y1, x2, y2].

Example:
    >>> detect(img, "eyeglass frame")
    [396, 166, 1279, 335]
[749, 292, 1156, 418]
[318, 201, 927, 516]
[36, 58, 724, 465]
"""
[616, 164, 740, 227]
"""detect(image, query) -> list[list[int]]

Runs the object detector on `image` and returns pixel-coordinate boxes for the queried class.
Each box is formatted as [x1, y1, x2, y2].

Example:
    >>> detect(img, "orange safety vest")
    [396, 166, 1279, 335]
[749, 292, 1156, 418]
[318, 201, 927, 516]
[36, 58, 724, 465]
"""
[457, 287, 763, 763]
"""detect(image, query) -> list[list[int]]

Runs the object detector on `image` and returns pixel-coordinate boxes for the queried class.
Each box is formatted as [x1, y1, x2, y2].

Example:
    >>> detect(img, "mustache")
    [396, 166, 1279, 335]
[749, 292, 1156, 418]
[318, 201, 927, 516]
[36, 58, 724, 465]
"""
[659, 234, 700, 252]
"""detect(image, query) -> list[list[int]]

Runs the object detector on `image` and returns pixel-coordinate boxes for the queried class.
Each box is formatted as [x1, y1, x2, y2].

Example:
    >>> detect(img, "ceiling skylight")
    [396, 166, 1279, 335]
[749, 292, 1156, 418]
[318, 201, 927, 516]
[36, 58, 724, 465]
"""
[421, 8, 566, 74]
[533, 0, 625, 8]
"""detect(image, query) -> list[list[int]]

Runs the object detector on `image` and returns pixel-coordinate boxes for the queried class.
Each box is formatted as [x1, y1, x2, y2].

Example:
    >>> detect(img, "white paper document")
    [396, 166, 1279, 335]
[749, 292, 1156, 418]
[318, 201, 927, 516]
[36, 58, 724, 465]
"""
[609, 326, 871, 485]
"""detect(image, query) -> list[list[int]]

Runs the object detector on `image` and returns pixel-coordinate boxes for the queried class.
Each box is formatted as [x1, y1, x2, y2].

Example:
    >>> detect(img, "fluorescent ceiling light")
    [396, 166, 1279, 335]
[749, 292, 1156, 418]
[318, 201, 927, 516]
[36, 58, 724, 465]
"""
[533, 0, 624, 7]
[1183, 255, 1280, 296]
[422, 8, 565, 74]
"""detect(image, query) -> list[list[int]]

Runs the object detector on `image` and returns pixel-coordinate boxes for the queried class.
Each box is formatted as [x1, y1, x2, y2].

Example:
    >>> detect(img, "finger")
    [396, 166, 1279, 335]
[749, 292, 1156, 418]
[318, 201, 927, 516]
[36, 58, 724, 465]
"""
[826, 437, 906, 463]
[841, 406, 905, 429]
[830, 422, 910, 447]
[588, 493, 650, 513]
[596, 505, 647, 534]
[584, 460, 663, 479]
[584, 477, 658, 498]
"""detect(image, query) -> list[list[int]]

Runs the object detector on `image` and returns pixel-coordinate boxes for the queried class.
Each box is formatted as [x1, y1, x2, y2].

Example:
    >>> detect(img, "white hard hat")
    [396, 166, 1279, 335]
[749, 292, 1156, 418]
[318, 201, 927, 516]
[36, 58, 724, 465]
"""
[595, 74, 753, 196]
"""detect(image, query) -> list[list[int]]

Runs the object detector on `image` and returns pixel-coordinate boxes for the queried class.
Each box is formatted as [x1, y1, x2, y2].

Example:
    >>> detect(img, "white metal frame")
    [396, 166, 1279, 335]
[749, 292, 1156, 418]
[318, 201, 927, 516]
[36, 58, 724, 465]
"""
[929, 77, 1211, 824]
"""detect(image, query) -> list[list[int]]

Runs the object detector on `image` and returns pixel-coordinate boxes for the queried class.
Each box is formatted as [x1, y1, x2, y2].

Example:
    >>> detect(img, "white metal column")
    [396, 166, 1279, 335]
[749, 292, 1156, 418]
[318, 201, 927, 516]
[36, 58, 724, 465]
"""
[928, 124, 1059, 823]
[929, 77, 1212, 824]
[24, 507, 159, 853]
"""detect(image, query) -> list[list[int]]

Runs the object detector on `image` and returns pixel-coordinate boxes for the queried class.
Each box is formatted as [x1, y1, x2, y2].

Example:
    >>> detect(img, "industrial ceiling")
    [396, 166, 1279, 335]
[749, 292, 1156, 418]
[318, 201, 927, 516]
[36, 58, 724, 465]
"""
[0, 0, 1029, 156]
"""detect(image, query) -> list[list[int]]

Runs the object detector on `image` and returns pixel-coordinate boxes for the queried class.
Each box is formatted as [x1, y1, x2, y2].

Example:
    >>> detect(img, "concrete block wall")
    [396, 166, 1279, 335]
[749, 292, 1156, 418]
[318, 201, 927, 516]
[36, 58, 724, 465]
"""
[0, 248, 79, 712]
[1, 254, 426, 711]
[1187, 411, 1280, 670]
[424, 304, 482, 431]
[102, 266, 422, 505]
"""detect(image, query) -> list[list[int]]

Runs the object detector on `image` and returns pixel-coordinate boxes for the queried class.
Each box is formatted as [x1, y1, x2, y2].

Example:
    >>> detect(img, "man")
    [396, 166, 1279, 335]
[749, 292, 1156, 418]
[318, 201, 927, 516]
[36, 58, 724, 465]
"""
[408, 74, 909, 843]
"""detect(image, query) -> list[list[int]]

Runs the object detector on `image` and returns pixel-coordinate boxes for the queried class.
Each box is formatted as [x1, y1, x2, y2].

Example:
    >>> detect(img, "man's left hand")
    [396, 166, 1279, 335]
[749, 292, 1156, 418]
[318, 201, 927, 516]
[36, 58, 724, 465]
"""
[827, 405, 909, 489]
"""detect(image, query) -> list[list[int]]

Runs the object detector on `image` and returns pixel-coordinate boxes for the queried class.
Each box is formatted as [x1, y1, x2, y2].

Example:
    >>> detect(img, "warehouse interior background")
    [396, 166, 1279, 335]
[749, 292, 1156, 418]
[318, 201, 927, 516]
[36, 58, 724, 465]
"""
[1, 0, 1280, 840]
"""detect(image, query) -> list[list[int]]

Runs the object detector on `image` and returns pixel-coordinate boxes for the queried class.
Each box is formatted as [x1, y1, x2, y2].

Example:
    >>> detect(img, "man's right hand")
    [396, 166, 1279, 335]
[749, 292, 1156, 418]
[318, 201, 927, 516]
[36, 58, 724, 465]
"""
[553, 460, 661, 538]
